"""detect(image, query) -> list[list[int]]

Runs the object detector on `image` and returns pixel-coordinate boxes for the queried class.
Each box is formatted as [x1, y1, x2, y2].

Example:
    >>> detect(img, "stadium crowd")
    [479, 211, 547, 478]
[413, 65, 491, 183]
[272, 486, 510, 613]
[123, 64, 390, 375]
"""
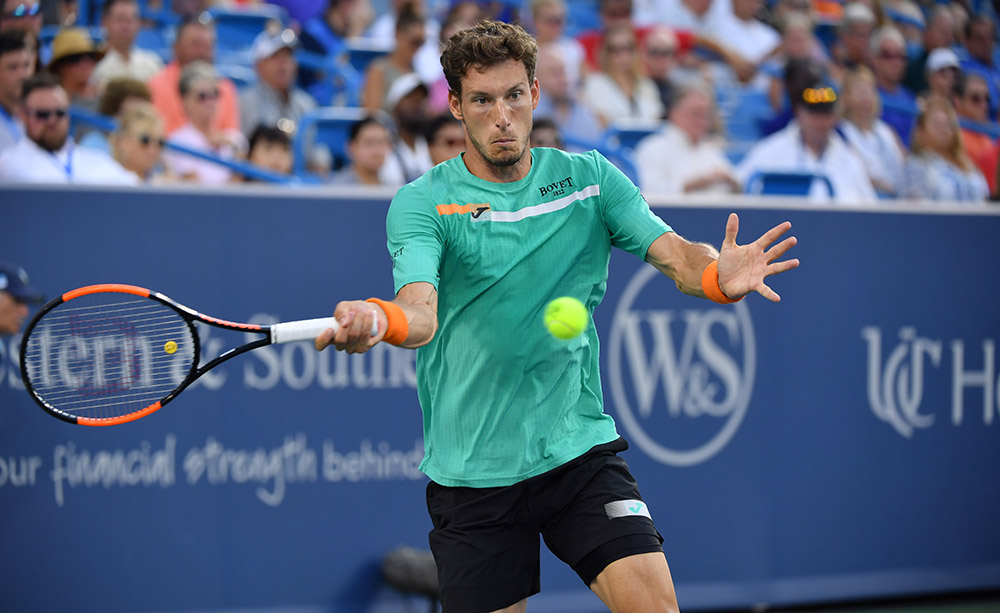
[0, 0, 997, 203]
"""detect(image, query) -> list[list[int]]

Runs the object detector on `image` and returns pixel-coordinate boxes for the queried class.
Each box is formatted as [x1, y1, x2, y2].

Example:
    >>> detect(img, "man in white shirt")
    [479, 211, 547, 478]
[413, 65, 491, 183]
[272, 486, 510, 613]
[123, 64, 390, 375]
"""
[92, 0, 164, 87]
[701, 0, 780, 84]
[636, 84, 738, 195]
[379, 73, 432, 185]
[0, 73, 137, 184]
[736, 77, 877, 203]
[0, 30, 32, 153]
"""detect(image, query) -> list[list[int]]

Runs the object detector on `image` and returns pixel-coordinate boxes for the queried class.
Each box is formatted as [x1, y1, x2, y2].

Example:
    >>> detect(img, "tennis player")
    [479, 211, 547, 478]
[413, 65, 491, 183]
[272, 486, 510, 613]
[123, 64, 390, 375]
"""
[316, 20, 798, 613]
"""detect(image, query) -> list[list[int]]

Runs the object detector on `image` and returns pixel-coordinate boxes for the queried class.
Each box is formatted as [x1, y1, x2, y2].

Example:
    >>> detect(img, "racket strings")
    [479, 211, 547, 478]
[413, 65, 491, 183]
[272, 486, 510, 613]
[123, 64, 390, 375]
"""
[23, 295, 196, 419]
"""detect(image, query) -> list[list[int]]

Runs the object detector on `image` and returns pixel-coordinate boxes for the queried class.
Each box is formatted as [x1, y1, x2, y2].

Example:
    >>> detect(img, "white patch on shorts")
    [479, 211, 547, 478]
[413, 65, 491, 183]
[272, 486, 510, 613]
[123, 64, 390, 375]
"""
[604, 499, 651, 520]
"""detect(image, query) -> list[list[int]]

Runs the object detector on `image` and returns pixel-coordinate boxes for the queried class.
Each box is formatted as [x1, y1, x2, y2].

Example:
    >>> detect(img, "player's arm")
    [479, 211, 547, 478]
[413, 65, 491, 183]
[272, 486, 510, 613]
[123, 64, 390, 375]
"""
[646, 213, 799, 302]
[314, 281, 439, 354]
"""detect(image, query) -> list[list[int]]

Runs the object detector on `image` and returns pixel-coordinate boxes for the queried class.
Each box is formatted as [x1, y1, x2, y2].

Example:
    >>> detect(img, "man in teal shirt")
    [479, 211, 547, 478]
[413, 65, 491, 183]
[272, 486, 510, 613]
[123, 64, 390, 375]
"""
[317, 20, 799, 613]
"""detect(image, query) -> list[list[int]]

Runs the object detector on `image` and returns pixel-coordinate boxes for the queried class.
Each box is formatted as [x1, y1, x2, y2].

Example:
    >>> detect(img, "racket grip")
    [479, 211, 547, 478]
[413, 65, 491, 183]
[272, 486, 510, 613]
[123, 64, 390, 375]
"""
[271, 315, 378, 344]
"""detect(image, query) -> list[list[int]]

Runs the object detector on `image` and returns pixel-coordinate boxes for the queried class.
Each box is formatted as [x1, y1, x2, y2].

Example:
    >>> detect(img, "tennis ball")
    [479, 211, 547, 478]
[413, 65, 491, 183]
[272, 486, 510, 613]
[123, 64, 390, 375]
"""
[544, 297, 589, 340]
[164, 341, 178, 355]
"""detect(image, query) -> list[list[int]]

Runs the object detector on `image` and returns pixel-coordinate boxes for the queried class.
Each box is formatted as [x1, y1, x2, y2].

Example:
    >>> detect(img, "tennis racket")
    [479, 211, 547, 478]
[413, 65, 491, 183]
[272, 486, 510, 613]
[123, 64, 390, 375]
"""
[19, 283, 376, 426]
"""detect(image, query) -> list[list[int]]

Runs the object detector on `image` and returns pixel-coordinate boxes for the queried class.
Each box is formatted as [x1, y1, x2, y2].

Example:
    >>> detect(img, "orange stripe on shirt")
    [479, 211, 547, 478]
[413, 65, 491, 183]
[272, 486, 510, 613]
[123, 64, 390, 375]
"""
[436, 203, 489, 216]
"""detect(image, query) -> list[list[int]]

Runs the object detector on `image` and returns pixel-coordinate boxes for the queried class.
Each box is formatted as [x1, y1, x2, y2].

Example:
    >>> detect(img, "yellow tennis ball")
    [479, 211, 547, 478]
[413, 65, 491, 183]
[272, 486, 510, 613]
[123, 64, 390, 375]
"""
[164, 341, 178, 354]
[544, 297, 589, 340]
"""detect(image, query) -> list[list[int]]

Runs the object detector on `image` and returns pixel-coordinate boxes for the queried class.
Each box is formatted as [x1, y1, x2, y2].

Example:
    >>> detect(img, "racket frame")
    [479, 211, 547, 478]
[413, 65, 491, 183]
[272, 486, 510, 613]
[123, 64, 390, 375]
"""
[19, 283, 347, 427]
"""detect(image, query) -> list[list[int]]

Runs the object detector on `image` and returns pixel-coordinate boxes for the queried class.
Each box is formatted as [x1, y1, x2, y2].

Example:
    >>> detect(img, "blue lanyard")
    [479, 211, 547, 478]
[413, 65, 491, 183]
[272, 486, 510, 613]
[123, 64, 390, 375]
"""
[0, 105, 21, 142]
[49, 146, 74, 180]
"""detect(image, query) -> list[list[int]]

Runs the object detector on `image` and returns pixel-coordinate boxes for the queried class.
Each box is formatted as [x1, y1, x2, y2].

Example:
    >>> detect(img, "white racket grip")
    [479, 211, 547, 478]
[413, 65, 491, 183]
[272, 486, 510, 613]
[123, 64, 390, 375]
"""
[271, 315, 378, 344]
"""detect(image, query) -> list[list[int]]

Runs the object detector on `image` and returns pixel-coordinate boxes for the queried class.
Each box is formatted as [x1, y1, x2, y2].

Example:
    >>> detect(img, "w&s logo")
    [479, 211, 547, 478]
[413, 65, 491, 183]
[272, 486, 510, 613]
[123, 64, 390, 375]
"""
[607, 266, 756, 467]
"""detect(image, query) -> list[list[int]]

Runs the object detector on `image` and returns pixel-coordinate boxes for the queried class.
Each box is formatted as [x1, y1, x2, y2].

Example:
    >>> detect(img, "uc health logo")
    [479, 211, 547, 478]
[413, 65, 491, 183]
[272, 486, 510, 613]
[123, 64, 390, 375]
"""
[607, 266, 756, 467]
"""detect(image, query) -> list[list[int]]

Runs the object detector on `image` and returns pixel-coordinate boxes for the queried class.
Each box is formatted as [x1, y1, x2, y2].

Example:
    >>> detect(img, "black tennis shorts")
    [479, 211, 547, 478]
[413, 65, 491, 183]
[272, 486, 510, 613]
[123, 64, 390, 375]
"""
[426, 437, 664, 612]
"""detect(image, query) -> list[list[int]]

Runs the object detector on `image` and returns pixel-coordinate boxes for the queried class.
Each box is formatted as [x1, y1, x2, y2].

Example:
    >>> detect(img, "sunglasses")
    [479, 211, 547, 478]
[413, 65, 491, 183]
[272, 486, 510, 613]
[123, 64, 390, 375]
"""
[646, 47, 675, 57]
[194, 89, 219, 101]
[877, 52, 906, 61]
[27, 108, 68, 121]
[137, 133, 165, 147]
[968, 93, 989, 104]
[608, 44, 635, 54]
[3, 2, 39, 19]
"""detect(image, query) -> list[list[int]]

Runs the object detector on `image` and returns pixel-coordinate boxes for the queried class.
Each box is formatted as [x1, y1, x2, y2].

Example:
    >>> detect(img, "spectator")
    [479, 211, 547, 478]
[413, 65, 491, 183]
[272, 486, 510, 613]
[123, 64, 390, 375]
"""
[534, 43, 603, 145]
[331, 115, 394, 185]
[902, 95, 988, 203]
[0, 260, 44, 335]
[760, 55, 826, 136]
[162, 61, 246, 185]
[576, 0, 644, 72]
[426, 2, 481, 114]
[530, 116, 564, 149]
[957, 15, 999, 121]
[902, 5, 955, 95]
[635, 84, 738, 195]
[920, 47, 961, 103]
[366, 0, 442, 86]
[529, 0, 585, 96]
[148, 16, 241, 136]
[831, 2, 876, 77]
[736, 77, 877, 203]
[838, 66, 905, 196]
[641, 25, 679, 118]
[427, 112, 465, 165]
[301, 0, 370, 59]
[700, 0, 781, 86]
[110, 101, 173, 183]
[239, 28, 318, 139]
[0, 73, 136, 184]
[870, 25, 917, 146]
[380, 72, 432, 184]
[0, 30, 33, 152]
[47, 27, 101, 112]
[79, 76, 151, 152]
[767, 12, 826, 113]
[91, 0, 164, 87]
[245, 124, 293, 179]
[0, 0, 41, 66]
[362, 3, 425, 113]
[581, 24, 663, 128]
[951, 72, 999, 197]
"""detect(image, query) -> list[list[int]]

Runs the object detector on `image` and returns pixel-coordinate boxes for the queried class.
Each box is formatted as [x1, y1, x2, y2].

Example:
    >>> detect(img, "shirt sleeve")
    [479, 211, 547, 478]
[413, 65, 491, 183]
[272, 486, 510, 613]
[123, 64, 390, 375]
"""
[386, 182, 445, 294]
[593, 151, 672, 259]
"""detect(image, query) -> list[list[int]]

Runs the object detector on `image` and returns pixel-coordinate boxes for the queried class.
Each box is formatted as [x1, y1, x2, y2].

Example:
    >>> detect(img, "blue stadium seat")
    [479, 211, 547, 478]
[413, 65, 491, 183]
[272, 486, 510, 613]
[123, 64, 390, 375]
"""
[295, 50, 362, 107]
[215, 63, 257, 90]
[208, 5, 289, 55]
[602, 120, 664, 152]
[744, 171, 835, 197]
[134, 26, 172, 62]
[344, 39, 393, 74]
[293, 107, 391, 181]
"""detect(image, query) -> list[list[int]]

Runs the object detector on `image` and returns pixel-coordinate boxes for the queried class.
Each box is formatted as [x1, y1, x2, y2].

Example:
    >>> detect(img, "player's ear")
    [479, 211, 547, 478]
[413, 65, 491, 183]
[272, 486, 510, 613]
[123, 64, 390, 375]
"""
[448, 89, 464, 121]
[531, 77, 540, 110]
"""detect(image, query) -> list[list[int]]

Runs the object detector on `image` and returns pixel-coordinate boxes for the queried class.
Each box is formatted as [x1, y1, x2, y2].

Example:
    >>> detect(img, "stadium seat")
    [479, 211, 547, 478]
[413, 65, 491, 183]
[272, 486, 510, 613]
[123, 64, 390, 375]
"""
[602, 119, 664, 152]
[343, 39, 393, 74]
[296, 50, 363, 107]
[293, 107, 391, 180]
[208, 5, 289, 55]
[134, 26, 172, 62]
[744, 171, 835, 197]
[215, 64, 257, 90]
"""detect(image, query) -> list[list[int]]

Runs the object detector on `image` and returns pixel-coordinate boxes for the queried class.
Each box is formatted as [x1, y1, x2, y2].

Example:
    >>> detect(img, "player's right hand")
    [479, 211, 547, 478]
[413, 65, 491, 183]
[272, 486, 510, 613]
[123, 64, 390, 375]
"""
[314, 300, 385, 354]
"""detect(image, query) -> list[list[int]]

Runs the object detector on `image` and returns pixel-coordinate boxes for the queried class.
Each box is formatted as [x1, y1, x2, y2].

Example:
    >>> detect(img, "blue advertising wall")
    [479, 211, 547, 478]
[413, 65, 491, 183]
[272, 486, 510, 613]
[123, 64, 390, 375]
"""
[2, 185, 999, 612]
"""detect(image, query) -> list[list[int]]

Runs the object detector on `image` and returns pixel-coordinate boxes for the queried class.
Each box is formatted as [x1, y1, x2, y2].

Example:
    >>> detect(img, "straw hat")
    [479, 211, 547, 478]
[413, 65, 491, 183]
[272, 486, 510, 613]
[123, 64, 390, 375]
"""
[47, 28, 103, 71]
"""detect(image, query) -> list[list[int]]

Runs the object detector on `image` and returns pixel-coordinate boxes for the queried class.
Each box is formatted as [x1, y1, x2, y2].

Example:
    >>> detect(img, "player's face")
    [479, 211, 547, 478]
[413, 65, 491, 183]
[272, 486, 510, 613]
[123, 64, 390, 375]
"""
[0, 291, 28, 335]
[449, 59, 539, 179]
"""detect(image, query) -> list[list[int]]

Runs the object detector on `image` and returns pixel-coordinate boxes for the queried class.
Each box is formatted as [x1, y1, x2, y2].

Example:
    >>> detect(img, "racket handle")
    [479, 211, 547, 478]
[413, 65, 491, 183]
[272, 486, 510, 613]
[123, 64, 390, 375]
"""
[271, 314, 379, 344]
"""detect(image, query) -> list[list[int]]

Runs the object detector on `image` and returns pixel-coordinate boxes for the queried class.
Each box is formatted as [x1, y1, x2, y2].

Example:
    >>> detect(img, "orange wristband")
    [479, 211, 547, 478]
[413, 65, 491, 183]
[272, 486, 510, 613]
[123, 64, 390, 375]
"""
[366, 298, 409, 345]
[701, 260, 742, 304]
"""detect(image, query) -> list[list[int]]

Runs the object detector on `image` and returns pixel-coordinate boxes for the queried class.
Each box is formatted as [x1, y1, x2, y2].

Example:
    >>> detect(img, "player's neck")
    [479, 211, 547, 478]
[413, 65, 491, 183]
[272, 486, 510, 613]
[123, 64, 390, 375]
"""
[463, 149, 533, 183]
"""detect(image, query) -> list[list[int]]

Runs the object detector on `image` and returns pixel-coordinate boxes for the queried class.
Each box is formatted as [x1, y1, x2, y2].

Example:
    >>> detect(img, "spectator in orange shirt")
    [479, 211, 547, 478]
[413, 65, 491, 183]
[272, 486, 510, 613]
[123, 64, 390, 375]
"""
[952, 72, 999, 196]
[148, 15, 240, 136]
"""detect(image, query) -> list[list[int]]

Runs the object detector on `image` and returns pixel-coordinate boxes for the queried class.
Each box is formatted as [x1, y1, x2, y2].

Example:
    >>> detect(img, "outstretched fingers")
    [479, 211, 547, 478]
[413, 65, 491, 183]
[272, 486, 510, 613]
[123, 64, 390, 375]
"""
[722, 212, 740, 249]
[755, 220, 793, 251]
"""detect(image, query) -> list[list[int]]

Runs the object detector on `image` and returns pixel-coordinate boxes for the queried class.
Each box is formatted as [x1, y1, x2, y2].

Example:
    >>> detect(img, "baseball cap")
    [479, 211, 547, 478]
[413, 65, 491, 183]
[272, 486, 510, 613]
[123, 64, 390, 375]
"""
[251, 27, 298, 63]
[926, 48, 960, 74]
[797, 79, 838, 114]
[0, 262, 44, 303]
[386, 73, 428, 109]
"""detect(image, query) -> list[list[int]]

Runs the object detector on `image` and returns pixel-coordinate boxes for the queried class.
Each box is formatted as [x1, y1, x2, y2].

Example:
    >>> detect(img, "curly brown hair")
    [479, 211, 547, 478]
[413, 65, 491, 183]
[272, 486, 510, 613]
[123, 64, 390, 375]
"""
[440, 19, 538, 96]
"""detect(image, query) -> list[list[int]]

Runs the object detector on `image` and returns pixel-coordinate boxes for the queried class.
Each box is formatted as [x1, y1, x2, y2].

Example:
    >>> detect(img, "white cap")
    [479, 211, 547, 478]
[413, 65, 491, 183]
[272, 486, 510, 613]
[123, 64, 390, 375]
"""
[386, 72, 428, 109]
[926, 47, 960, 73]
[842, 2, 876, 25]
[251, 27, 298, 62]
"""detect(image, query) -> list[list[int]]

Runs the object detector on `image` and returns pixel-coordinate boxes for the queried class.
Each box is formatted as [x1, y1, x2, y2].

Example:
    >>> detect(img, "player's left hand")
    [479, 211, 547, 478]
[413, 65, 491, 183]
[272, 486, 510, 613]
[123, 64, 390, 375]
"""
[717, 213, 799, 302]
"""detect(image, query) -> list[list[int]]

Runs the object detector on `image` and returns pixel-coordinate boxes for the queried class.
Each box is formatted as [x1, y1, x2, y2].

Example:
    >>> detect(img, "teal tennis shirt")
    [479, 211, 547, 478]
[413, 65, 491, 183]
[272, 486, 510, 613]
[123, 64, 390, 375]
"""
[387, 147, 671, 487]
